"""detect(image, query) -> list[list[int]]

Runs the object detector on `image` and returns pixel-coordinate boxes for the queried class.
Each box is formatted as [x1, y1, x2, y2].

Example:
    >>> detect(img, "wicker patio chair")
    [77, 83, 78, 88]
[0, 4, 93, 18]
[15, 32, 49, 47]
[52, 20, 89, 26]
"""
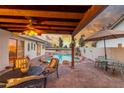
[42, 58, 59, 78]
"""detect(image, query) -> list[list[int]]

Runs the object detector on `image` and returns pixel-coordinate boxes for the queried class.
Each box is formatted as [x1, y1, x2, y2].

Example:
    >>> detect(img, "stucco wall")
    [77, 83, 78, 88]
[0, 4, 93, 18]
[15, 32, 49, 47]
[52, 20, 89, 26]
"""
[80, 47, 124, 63]
[11, 35, 46, 60]
[0, 31, 46, 71]
[0, 29, 10, 71]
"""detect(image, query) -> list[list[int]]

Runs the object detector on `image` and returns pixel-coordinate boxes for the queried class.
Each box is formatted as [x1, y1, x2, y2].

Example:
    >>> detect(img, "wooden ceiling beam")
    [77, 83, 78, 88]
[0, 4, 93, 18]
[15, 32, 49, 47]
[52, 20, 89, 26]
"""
[6, 26, 74, 31]
[0, 18, 27, 23]
[72, 5, 108, 36]
[0, 9, 83, 19]
[41, 21, 78, 26]
[0, 18, 78, 26]
[0, 24, 75, 30]
[0, 24, 26, 27]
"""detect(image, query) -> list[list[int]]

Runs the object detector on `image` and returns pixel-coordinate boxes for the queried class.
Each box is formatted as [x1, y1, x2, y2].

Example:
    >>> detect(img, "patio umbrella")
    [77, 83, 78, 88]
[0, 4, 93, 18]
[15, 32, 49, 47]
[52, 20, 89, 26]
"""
[85, 30, 124, 59]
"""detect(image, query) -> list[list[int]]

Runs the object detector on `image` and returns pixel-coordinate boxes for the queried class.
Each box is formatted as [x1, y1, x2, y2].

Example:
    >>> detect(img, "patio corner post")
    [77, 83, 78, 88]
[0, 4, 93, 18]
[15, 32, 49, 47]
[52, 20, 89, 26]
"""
[71, 36, 75, 68]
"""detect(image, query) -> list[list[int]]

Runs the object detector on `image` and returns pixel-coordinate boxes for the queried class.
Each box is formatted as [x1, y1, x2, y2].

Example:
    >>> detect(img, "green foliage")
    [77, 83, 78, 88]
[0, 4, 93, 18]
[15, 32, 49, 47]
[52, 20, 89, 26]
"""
[64, 45, 68, 48]
[69, 38, 76, 48]
[53, 44, 57, 48]
[59, 37, 63, 48]
[79, 35, 85, 47]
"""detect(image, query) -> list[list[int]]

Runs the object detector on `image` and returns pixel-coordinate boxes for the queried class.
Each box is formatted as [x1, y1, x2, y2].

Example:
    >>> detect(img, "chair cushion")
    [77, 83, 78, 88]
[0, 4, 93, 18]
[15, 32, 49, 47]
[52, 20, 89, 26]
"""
[28, 66, 43, 75]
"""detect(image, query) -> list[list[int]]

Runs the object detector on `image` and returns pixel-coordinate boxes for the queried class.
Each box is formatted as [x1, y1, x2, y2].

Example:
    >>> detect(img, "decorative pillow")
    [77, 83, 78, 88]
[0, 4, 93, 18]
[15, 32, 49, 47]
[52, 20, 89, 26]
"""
[15, 58, 29, 73]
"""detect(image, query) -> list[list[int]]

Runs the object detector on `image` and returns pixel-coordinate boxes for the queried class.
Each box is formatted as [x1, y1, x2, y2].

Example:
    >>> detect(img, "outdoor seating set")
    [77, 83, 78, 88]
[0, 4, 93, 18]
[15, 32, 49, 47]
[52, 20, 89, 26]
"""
[0, 57, 59, 88]
[95, 56, 124, 75]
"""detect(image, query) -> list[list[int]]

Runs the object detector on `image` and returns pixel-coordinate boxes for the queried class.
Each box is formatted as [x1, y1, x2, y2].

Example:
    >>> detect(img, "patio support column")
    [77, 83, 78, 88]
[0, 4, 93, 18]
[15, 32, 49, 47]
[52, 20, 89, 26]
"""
[71, 36, 75, 68]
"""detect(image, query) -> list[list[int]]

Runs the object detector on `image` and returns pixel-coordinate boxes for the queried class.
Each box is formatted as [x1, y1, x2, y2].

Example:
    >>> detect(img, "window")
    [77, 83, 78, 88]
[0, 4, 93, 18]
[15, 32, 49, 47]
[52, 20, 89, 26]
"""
[31, 42, 33, 50]
[9, 39, 17, 63]
[42, 45, 45, 49]
[34, 44, 35, 50]
[28, 42, 30, 51]
[17, 40, 24, 58]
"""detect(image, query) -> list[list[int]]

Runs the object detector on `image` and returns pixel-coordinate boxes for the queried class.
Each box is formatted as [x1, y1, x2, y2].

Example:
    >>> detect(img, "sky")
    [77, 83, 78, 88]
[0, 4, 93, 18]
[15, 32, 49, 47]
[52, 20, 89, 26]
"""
[40, 5, 124, 47]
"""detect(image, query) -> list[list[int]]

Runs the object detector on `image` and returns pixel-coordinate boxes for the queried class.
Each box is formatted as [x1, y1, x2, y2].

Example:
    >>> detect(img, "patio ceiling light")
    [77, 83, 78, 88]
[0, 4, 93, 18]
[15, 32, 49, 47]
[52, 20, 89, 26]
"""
[23, 29, 38, 37]
[23, 18, 39, 37]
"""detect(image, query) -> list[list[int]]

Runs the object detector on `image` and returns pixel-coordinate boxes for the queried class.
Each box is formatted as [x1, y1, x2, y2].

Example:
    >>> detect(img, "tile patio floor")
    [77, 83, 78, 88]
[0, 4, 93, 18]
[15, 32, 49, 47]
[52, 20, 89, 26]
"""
[31, 57, 124, 88]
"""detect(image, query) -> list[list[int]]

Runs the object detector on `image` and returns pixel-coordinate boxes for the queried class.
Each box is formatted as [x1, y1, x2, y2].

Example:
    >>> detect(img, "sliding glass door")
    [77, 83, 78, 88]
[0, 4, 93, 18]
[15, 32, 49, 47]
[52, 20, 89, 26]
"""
[9, 39, 17, 63]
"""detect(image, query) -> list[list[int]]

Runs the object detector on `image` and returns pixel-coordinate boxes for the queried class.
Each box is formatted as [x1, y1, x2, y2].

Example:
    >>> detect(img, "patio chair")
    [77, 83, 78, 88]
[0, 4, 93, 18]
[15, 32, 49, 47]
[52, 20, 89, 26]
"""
[114, 62, 123, 74]
[42, 58, 59, 78]
[106, 61, 115, 73]
[95, 58, 105, 69]
[120, 63, 124, 76]
[94, 56, 105, 68]
[94, 58, 99, 67]
[0, 68, 24, 88]
[109, 61, 121, 74]
[0, 58, 47, 88]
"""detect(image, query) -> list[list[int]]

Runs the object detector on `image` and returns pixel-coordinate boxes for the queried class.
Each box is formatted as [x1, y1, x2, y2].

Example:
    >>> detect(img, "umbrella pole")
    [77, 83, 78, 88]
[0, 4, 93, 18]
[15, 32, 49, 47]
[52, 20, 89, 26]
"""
[104, 39, 108, 71]
[104, 39, 107, 59]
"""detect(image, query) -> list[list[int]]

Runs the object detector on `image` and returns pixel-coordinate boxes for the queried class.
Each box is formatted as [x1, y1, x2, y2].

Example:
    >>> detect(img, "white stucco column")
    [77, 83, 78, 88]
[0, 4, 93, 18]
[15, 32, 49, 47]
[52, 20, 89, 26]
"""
[0, 29, 10, 71]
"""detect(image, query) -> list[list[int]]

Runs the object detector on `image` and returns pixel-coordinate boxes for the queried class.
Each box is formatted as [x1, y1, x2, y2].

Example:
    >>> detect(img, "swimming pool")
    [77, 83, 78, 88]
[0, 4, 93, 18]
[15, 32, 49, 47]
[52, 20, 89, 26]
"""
[47, 54, 80, 64]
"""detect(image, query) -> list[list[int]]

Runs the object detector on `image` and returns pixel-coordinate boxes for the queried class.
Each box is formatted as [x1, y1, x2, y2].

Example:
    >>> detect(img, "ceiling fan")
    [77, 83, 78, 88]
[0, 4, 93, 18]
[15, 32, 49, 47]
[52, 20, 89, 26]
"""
[23, 17, 46, 36]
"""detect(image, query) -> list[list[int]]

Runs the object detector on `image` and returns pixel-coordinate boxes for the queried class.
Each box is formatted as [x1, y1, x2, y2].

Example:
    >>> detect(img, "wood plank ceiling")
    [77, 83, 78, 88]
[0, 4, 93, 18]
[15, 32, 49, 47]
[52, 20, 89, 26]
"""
[0, 5, 107, 35]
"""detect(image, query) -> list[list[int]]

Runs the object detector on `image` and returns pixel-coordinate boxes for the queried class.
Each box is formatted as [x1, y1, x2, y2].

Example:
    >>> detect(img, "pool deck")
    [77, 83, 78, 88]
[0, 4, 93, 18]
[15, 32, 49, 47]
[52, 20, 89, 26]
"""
[31, 56, 124, 88]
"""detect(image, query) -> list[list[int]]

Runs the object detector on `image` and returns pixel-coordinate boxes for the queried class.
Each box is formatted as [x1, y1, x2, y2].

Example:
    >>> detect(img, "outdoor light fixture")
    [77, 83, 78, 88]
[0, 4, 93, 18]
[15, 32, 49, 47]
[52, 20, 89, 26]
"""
[22, 18, 40, 37]
[23, 29, 38, 37]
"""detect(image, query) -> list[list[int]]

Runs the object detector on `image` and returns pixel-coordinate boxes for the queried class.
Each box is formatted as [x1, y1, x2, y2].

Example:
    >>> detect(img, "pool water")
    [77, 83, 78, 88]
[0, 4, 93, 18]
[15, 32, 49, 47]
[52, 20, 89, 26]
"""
[47, 54, 80, 64]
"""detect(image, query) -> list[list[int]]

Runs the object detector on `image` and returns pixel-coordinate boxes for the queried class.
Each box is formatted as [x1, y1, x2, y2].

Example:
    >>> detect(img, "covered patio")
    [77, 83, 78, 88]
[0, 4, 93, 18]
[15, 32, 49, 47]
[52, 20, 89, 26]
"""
[0, 5, 107, 68]
[1, 5, 117, 88]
